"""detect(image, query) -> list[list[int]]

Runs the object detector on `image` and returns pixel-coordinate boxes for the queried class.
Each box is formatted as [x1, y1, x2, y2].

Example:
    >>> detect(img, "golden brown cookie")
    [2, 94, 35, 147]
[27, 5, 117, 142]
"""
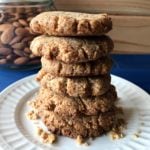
[37, 69, 111, 97]
[41, 56, 113, 77]
[30, 35, 114, 63]
[39, 108, 117, 139]
[30, 85, 117, 117]
[30, 11, 112, 36]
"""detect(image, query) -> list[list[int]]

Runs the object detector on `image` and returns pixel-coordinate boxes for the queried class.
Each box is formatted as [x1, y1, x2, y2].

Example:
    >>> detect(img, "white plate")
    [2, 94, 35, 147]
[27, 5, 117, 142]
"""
[0, 74, 150, 150]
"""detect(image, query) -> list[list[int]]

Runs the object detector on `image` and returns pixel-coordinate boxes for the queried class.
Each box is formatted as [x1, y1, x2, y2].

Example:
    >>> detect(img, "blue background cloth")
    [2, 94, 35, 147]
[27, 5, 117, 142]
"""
[0, 55, 150, 93]
[0, 68, 38, 91]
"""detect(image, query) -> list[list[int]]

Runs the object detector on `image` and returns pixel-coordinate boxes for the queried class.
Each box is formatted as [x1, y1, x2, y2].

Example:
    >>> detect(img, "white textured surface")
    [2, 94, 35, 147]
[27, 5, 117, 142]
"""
[0, 74, 150, 150]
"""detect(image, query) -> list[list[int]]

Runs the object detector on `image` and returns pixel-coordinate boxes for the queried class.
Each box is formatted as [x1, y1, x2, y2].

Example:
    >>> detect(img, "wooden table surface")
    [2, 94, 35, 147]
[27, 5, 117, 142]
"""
[54, 0, 150, 54]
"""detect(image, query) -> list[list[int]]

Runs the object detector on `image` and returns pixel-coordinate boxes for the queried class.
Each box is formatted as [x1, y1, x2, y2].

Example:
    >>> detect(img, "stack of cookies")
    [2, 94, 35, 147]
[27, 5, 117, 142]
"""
[29, 11, 120, 139]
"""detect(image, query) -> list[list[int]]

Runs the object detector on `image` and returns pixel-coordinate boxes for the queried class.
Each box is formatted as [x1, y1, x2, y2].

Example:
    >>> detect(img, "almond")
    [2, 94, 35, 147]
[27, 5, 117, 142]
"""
[19, 19, 28, 26]
[14, 57, 29, 65]
[10, 36, 22, 45]
[22, 36, 34, 43]
[0, 58, 7, 64]
[15, 27, 29, 36]
[13, 21, 22, 27]
[28, 59, 40, 64]
[0, 47, 12, 55]
[1, 26, 15, 44]
[6, 54, 16, 60]
[27, 17, 33, 22]
[0, 24, 12, 32]
[12, 42, 25, 49]
[14, 49, 25, 56]
[24, 47, 31, 53]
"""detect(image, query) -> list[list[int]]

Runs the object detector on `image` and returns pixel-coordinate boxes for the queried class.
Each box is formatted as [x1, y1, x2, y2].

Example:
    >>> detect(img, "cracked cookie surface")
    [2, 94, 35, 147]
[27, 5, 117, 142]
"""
[30, 11, 112, 36]
[41, 56, 112, 77]
[30, 35, 113, 63]
[37, 69, 111, 97]
[30, 85, 117, 117]
[39, 108, 117, 139]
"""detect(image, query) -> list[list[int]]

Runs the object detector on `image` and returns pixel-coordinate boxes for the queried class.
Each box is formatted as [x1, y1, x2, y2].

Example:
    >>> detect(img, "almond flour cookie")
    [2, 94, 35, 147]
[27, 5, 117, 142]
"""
[41, 56, 112, 77]
[30, 85, 117, 117]
[30, 35, 114, 63]
[37, 69, 111, 97]
[39, 108, 117, 139]
[30, 11, 112, 36]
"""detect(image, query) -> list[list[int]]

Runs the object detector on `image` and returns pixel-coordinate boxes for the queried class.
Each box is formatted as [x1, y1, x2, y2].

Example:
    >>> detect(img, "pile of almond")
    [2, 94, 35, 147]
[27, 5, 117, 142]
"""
[0, 5, 46, 67]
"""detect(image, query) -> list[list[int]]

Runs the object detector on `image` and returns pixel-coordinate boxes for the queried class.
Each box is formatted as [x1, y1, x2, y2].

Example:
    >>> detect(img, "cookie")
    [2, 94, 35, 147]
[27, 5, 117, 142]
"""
[30, 85, 117, 117]
[30, 11, 112, 36]
[30, 35, 114, 63]
[39, 108, 117, 139]
[41, 56, 113, 77]
[37, 69, 111, 97]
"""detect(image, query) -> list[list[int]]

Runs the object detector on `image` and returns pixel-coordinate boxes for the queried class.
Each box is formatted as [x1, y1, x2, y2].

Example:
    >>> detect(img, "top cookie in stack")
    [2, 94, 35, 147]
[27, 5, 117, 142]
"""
[30, 11, 112, 36]
[29, 11, 120, 139]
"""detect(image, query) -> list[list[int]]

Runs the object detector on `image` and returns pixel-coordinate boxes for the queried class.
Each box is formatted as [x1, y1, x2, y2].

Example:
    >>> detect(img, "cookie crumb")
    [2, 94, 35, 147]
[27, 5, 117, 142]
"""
[46, 134, 57, 144]
[109, 131, 125, 140]
[36, 127, 57, 144]
[83, 142, 90, 146]
[27, 100, 38, 109]
[76, 135, 85, 145]
[36, 127, 43, 136]
[26, 110, 39, 120]
[41, 132, 48, 141]
[108, 111, 126, 140]
[132, 130, 141, 139]
[133, 133, 140, 139]
[27, 101, 33, 106]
